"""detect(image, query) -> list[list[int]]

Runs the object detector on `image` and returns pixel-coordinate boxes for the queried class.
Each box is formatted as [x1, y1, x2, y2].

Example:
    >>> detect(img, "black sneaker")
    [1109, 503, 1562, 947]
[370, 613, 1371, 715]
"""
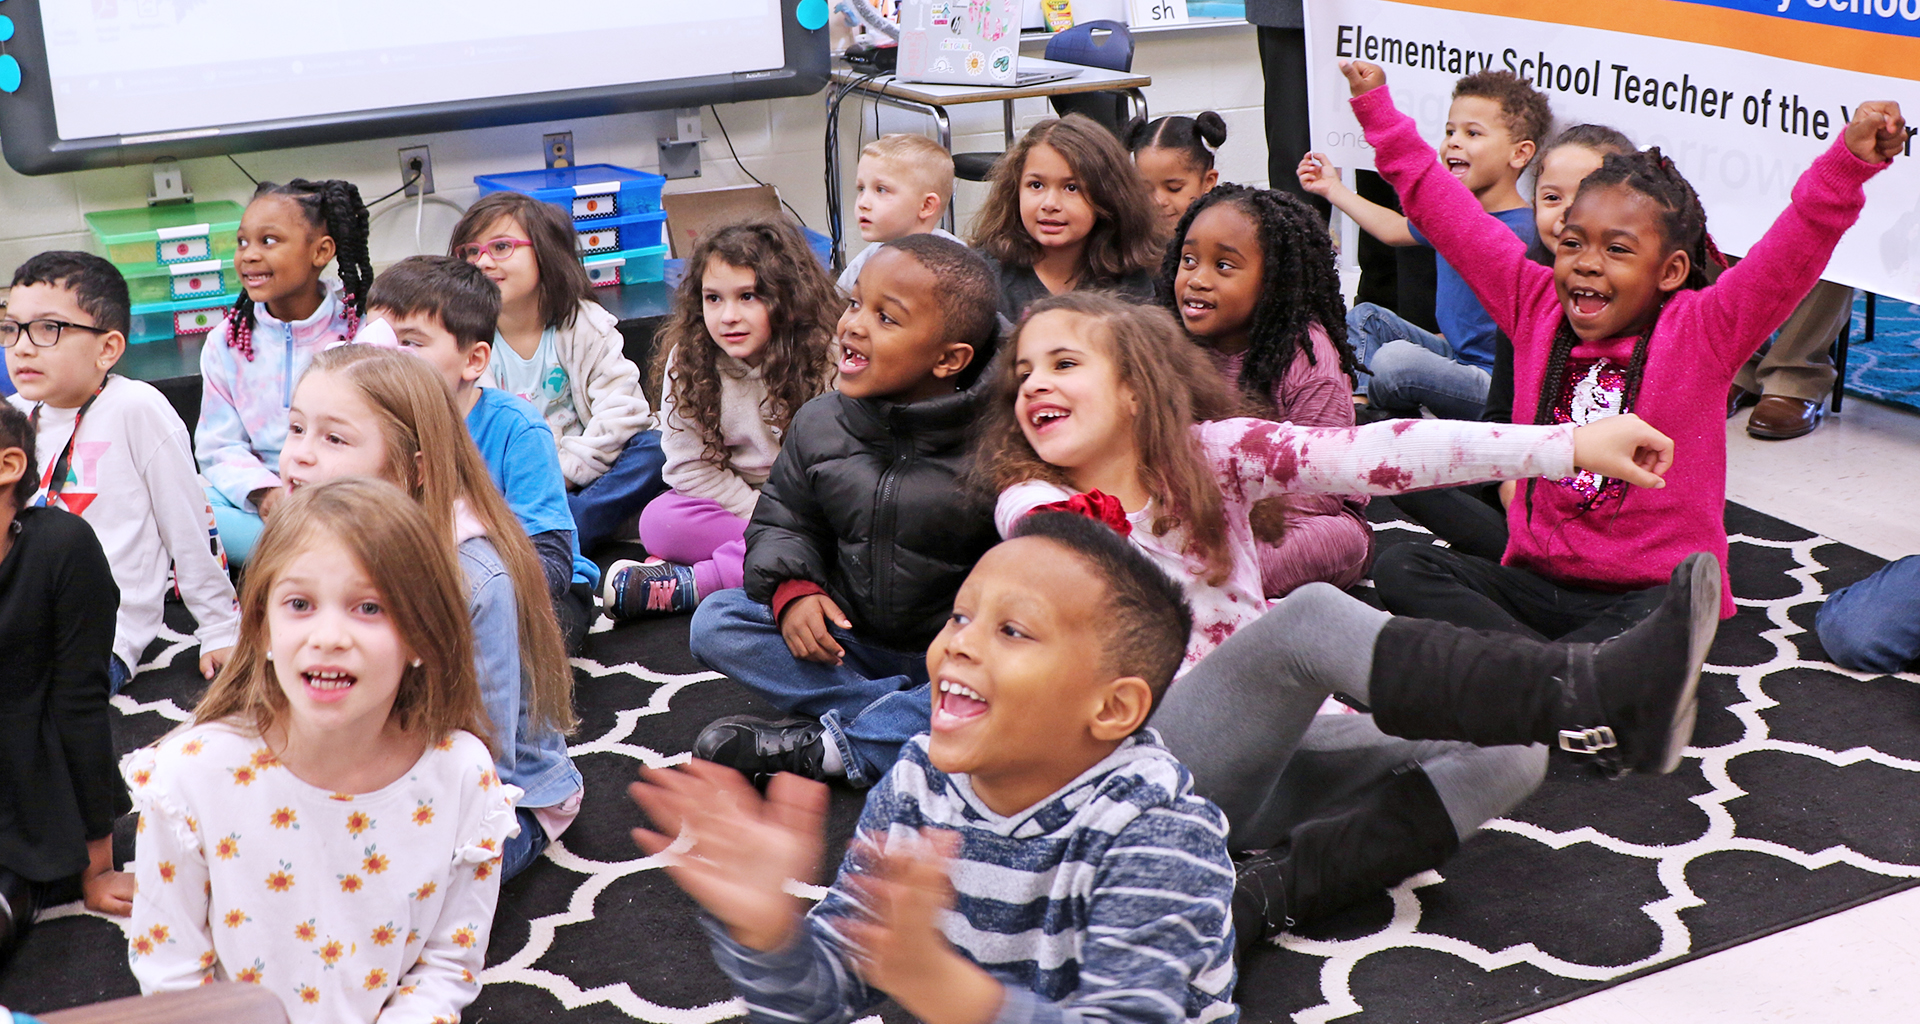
[1230, 849, 1290, 957]
[694, 715, 832, 782]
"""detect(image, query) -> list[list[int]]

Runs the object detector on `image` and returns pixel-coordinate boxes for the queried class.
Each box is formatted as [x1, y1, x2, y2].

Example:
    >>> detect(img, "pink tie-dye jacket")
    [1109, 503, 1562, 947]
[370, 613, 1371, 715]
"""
[998, 416, 1577, 670]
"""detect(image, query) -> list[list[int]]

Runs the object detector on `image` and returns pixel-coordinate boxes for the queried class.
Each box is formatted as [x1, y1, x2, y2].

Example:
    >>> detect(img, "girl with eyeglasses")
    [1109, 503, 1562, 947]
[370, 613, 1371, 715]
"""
[448, 192, 664, 554]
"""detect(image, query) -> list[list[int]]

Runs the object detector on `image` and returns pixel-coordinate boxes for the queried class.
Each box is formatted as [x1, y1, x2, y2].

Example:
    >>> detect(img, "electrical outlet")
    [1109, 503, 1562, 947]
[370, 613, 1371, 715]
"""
[398, 146, 434, 197]
[544, 132, 575, 169]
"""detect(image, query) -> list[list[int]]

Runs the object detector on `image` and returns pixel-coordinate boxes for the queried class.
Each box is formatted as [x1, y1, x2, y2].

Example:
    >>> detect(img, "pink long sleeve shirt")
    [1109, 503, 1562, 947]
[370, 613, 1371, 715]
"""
[1354, 87, 1888, 616]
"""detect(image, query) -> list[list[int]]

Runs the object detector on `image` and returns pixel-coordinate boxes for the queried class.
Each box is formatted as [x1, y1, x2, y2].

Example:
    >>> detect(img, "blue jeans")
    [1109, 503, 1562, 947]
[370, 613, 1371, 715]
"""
[501, 808, 550, 880]
[108, 655, 132, 697]
[689, 589, 931, 787]
[567, 429, 668, 555]
[1816, 555, 1920, 674]
[1348, 302, 1490, 420]
[206, 485, 263, 568]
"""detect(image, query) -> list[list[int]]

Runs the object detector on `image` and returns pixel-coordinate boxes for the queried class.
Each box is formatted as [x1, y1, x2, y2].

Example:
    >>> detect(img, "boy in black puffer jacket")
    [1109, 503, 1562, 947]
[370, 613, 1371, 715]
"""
[688, 235, 1003, 787]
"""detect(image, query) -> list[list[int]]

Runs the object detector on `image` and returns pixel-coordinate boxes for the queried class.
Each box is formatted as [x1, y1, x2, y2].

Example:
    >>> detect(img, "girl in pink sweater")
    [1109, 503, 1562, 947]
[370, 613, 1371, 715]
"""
[1159, 182, 1373, 595]
[1345, 59, 1905, 638]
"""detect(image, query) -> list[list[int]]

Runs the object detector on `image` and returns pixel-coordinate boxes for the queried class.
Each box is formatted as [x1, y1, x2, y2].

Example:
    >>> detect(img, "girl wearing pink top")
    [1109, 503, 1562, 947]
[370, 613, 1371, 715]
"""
[1159, 182, 1375, 595]
[1341, 59, 1905, 640]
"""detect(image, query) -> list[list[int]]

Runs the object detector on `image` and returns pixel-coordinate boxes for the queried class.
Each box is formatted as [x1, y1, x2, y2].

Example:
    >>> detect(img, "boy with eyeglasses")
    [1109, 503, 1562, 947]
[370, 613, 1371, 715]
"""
[4, 252, 239, 693]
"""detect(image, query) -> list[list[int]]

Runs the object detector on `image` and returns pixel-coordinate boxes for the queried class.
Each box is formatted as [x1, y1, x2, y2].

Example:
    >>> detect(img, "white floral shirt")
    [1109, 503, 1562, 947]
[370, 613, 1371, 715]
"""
[123, 722, 520, 1024]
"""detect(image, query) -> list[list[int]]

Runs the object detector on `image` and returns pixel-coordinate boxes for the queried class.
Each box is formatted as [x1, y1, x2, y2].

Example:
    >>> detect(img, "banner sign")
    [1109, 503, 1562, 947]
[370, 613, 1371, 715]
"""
[1303, 0, 1920, 302]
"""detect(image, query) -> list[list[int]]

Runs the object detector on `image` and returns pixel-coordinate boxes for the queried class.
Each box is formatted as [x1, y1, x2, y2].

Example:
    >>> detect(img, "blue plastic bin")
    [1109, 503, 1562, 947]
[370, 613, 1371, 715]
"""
[129, 292, 237, 344]
[474, 164, 666, 220]
[575, 209, 668, 255]
[804, 227, 832, 269]
[582, 244, 669, 288]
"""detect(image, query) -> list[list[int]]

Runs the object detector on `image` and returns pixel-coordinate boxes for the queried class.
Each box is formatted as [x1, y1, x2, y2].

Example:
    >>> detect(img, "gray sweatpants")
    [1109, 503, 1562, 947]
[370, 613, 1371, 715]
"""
[1153, 583, 1548, 850]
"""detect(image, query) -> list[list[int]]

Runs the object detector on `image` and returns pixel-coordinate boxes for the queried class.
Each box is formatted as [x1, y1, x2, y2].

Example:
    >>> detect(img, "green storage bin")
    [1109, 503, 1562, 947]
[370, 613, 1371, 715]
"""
[86, 200, 244, 266]
[122, 258, 234, 305]
[582, 244, 668, 288]
[129, 293, 236, 345]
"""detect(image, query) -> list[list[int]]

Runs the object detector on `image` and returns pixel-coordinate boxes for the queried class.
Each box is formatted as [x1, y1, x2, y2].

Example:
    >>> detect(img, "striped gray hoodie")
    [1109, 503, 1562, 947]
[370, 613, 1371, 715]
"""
[706, 729, 1239, 1024]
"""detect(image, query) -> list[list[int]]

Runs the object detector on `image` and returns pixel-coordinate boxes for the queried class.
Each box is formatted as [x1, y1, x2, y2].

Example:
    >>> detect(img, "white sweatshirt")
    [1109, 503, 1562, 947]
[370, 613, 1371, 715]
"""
[657, 347, 786, 521]
[12, 375, 240, 669]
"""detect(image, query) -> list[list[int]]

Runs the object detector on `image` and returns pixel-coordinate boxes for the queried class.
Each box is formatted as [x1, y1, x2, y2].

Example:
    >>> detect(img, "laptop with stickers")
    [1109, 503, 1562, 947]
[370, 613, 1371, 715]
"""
[895, 0, 1083, 87]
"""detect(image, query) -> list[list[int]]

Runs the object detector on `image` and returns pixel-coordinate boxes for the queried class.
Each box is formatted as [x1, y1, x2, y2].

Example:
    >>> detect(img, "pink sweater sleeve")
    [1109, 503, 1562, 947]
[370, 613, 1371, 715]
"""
[1351, 87, 1558, 343]
[1676, 138, 1887, 377]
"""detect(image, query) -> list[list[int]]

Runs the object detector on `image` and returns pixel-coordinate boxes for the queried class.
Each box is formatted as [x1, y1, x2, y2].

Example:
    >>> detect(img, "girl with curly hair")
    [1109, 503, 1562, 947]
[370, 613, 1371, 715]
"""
[1161, 183, 1372, 595]
[605, 220, 840, 619]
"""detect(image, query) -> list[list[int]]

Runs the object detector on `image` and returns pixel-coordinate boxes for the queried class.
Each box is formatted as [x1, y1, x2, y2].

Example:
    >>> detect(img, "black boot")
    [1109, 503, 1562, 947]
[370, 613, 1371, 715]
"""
[1232, 764, 1459, 955]
[0, 868, 39, 967]
[694, 716, 833, 782]
[1369, 552, 1721, 775]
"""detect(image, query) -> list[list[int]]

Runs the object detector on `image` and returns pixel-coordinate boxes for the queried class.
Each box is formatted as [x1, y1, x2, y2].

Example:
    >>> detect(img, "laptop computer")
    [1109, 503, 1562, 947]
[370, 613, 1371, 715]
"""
[895, 0, 1084, 87]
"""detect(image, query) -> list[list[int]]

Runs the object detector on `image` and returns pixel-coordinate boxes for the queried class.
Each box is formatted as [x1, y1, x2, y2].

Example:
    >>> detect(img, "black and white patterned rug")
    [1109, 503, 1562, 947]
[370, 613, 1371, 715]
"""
[4, 502, 1917, 1024]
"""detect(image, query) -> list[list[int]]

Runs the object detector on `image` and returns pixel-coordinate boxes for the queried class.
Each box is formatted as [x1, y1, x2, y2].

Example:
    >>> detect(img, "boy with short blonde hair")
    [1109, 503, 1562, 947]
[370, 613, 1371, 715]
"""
[838, 134, 964, 292]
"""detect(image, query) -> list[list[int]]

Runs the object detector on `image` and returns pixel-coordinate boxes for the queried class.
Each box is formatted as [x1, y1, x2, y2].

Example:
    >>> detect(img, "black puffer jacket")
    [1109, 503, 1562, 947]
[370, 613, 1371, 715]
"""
[743, 375, 999, 653]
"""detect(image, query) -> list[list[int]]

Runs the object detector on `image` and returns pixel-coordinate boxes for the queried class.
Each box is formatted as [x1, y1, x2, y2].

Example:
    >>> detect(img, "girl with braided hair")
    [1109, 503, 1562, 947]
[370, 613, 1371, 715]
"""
[1159, 183, 1373, 595]
[1338, 57, 1906, 641]
[196, 179, 370, 565]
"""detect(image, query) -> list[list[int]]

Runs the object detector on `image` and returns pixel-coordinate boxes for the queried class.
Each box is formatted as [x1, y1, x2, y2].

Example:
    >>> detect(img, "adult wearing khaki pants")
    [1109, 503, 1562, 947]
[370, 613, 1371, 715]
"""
[1731, 278, 1856, 439]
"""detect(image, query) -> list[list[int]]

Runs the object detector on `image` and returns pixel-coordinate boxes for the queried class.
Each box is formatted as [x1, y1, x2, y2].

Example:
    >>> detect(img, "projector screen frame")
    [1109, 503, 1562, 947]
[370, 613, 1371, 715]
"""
[0, 0, 830, 176]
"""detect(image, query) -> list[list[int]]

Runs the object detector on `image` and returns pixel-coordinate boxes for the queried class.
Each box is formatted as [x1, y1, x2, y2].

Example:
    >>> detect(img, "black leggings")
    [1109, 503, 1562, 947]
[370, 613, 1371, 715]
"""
[1387, 483, 1510, 562]
[1372, 544, 1669, 643]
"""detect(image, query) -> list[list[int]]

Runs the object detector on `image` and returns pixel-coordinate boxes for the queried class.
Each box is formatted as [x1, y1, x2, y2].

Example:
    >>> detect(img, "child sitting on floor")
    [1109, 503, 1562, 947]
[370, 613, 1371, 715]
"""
[124, 478, 518, 1021]
[973, 114, 1163, 319]
[280, 345, 580, 879]
[0, 402, 130, 958]
[684, 234, 1003, 787]
[453, 192, 666, 555]
[1299, 71, 1550, 420]
[197, 180, 371, 565]
[1161, 183, 1373, 594]
[605, 221, 840, 619]
[363, 256, 602, 651]
[630, 511, 1237, 1024]
[838, 134, 964, 294]
[1346, 57, 1905, 642]
[5, 252, 238, 691]
[1128, 111, 1227, 230]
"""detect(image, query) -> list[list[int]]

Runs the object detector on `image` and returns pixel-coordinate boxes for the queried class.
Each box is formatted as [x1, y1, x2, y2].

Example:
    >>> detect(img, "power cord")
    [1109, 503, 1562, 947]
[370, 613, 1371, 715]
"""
[707, 104, 810, 229]
[367, 167, 424, 206]
[824, 70, 887, 270]
[226, 154, 259, 186]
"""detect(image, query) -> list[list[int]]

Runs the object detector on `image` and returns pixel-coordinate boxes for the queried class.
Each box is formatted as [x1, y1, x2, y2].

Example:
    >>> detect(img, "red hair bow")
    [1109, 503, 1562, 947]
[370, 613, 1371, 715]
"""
[1030, 489, 1132, 537]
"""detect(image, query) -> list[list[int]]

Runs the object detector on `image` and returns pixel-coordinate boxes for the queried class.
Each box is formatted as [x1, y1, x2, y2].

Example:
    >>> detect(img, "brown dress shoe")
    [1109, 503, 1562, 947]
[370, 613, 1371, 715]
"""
[1746, 395, 1823, 439]
[1727, 383, 1759, 419]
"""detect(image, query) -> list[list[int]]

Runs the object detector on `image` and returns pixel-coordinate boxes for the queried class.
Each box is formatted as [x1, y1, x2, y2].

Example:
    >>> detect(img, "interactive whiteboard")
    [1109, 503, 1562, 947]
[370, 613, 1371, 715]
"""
[0, 0, 829, 174]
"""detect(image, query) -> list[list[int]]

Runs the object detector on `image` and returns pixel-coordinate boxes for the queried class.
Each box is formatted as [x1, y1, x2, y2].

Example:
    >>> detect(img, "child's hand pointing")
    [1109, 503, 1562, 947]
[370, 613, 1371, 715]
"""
[1844, 101, 1907, 164]
[1339, 60, 1387, 98]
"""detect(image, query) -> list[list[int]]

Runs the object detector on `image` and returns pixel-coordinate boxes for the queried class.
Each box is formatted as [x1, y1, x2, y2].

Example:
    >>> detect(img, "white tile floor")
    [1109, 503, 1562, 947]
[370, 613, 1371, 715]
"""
[1512, 394, 1920, 1024]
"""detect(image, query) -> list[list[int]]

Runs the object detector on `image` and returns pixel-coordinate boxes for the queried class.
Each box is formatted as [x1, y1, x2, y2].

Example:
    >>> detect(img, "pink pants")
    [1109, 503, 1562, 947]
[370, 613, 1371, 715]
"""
[1256, 505, 1375, 597]
[638, 491, 749, 598]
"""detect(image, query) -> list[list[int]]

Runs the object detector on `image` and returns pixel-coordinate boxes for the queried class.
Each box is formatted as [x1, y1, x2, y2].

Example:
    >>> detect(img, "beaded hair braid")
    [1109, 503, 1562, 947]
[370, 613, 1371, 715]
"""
[226, 179, 371, 361]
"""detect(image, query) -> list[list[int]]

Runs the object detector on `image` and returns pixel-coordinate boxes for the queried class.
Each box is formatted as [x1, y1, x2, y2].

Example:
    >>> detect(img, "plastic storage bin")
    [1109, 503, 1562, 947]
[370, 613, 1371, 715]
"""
[582, 244, 669, 288]
[122, 258, 234, 305]
[575, 209, 668, 255]
[128, 293, 236, 344]
[474, 164, 666, 220]
[85, 201, 244, 266]
[803, 227, 832, 270]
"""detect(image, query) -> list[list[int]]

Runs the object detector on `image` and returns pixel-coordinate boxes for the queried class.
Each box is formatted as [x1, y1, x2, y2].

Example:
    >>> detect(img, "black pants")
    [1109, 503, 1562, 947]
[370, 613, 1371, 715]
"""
[1372, 544, 1668, 643]
[557, 581, 596, 655]
[1387, 484, 1510, 562]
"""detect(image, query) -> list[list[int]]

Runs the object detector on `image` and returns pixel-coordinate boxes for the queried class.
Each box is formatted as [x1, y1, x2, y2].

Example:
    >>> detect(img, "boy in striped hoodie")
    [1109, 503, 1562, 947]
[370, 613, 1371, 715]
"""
[630, 511, 1237, 1024]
